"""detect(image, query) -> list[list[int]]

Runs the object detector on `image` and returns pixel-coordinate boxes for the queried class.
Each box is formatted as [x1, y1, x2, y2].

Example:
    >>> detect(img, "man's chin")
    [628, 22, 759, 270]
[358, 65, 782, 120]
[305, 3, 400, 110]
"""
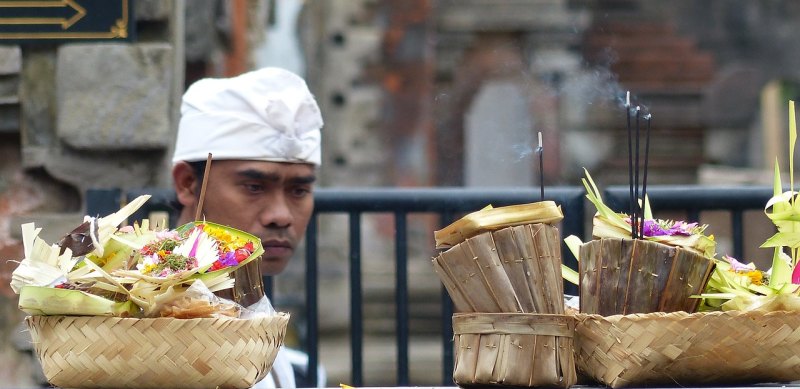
[259, 257, 290, 276]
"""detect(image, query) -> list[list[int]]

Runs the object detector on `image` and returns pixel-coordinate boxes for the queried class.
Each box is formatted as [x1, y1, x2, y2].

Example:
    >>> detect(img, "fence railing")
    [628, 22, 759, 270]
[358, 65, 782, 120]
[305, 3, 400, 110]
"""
[85, 185, 773, 386]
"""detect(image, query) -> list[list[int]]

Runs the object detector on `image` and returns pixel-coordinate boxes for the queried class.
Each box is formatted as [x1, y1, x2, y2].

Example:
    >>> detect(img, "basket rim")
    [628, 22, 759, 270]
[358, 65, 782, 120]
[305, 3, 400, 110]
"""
[575, 309, 800, 322]
[26, 311, 290, 323]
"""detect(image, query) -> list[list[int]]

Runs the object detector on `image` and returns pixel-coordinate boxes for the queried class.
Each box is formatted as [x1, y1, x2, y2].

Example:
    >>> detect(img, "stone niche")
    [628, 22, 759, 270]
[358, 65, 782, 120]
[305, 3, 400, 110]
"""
[432, 0, 590, 186]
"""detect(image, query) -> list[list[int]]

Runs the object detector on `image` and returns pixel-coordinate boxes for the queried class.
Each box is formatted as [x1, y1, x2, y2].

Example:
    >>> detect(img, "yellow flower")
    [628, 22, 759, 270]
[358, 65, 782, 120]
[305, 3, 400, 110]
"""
[203, 224, 246, 252]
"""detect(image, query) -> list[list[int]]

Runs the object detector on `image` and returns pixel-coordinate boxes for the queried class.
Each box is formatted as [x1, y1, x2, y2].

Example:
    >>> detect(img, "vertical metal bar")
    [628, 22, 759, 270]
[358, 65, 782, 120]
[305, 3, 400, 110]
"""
[306, 213, 319, 388]
[349, 212, 363, 386]
[85, 188, 122, 217]
[262, 275, 273, 301]
[440, 286, 454, 386]
[688, 209, 700, 223]
[395, 212, 409, 385]
[732, 210, 744, 259]
[439, 212, 455, 386]
[560, 194, 584, 296]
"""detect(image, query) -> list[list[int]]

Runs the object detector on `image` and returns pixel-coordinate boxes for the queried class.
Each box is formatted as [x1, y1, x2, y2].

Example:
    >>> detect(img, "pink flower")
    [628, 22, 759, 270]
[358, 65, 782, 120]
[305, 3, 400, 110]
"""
[665, 221, 698, 236]
[723, 255, 755, 272]
[641, 220, 669, 236]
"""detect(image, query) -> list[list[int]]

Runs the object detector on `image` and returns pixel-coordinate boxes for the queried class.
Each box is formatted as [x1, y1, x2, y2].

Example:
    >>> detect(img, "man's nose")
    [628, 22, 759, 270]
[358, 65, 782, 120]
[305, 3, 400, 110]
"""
[259, 194, 293, 228]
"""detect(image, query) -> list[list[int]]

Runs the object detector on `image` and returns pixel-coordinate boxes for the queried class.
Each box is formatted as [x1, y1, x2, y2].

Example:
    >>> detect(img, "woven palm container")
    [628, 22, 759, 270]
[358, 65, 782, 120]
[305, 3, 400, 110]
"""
[26, 313, 289, 389]
[579, 238, 715, 315]
[434, 223, 565, 314]
[453, 313, 576, 388]
[574, 310, 800, 388]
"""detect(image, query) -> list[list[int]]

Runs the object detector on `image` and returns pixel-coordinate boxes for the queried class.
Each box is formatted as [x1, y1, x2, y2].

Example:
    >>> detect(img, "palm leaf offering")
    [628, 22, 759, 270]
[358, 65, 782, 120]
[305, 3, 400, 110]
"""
[577, 168, 717, 259]
[697, 100, 800, 310]
[564, 169, 717, 315]
[433, 201, 564, 249]
[9, 195, 264, 318]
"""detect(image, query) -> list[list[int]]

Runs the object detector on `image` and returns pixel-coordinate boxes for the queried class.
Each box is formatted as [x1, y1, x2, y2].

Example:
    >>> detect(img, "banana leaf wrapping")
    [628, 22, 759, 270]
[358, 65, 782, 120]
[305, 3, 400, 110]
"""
[434, 201, 563, 249]
[433, 223, 565, 314]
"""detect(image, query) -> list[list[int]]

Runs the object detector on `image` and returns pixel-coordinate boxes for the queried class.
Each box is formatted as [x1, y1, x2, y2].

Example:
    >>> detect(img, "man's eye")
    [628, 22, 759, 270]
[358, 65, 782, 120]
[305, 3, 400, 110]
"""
[243, 184, 265, 193]
[290, 187, 311, 198]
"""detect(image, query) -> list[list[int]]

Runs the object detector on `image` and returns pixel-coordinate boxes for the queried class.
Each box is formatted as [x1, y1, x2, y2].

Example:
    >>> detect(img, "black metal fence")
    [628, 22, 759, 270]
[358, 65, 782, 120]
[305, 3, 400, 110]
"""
[85, 185, 773, 387]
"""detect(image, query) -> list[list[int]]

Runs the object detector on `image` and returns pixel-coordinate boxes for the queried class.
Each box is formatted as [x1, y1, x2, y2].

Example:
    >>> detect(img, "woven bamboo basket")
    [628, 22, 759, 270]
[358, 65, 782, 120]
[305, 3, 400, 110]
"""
[433, 223, 565, 314]
[579, 238, 715, 315]
[574, 310, 800, 388]
[453, 313, 576, 388]
[26, 312, 289, 389]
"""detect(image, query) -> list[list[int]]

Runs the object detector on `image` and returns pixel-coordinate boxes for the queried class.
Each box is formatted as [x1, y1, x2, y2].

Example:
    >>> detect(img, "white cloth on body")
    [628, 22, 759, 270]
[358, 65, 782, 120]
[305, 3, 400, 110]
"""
[254, 346, 296, 388]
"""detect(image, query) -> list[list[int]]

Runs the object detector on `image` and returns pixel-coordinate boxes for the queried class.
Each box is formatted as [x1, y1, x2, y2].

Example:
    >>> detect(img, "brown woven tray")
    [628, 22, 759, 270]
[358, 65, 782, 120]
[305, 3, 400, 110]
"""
[453, 313, 576, 388]
[574, 310, 800, 388]
[26, 313, 289, 389]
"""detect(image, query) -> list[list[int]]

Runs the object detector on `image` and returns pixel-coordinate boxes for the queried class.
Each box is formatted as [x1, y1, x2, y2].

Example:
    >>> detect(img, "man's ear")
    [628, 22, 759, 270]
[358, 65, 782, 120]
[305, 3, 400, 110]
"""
[172, 162, 198, 210]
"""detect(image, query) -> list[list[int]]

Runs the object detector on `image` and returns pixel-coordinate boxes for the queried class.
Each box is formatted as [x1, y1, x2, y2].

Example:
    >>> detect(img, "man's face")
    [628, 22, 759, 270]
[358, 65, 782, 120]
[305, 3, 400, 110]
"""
[177, 160, 316, 275]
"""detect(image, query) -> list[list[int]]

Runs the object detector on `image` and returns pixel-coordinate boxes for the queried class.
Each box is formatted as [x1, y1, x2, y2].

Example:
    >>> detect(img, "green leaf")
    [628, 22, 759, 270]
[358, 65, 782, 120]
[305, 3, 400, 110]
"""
[561, 264, 579, 286]
[582, 169, 630, 231]
[19, 285, 140, 316]
[770, 247, 793, 288]
[185, 221, 265, 281]
[564, 235, 583, 262]
[791, 100, 796, 195]
[774, 158, 783, 198]
[761, 232, 800, 248]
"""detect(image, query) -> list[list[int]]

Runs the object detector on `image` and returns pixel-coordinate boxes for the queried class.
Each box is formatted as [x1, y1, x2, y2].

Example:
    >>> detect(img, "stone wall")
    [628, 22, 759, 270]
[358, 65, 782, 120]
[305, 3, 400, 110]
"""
[0, 1, 263, 386]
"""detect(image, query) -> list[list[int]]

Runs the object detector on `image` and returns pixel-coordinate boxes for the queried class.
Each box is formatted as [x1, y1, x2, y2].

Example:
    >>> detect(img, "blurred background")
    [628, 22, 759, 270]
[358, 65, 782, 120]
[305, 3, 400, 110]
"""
[2, 0, 800, 386]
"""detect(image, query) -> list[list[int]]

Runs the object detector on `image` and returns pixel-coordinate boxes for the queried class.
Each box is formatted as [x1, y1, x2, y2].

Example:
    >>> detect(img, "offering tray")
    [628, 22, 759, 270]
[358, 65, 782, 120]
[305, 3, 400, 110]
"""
[26, 313, 289, 389]
[574, 310, 800, 388]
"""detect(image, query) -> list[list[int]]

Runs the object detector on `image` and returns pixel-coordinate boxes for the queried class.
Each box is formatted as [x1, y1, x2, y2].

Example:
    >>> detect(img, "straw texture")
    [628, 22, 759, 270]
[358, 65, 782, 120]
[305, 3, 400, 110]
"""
[26, 313, 289, 389]
[579, 238, 714, 315]
[453, 313, 576, 388]
[574, 310, 800, 388]
[433, 223, 565, 314]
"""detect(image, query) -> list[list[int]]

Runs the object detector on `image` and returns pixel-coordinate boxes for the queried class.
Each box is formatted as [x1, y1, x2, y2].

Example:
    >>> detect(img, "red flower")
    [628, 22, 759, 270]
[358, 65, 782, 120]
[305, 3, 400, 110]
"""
[234, 248, 250, 262]
[209, 260, 224, 272]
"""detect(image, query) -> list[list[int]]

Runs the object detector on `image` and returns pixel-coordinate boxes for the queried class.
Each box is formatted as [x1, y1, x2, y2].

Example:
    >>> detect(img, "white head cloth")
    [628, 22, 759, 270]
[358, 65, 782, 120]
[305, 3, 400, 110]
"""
[172, 67, 323, 166]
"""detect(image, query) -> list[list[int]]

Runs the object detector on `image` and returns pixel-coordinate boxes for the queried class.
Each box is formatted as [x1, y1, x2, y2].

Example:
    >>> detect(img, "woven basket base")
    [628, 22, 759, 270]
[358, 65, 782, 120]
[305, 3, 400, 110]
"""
[27, 313, 289, 389]
[575, 310, 800, 388]
[453, 313, 576, 388]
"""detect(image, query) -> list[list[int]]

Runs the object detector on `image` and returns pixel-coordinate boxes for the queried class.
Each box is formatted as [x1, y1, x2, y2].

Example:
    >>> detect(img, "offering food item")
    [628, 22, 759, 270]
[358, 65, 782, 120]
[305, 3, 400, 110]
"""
[566, 170, 716, 315]
[9, 195, 264, 318]
[434, 201, 563, 249]
[432, 202, 566, 314]
[433, 202, 577, 389]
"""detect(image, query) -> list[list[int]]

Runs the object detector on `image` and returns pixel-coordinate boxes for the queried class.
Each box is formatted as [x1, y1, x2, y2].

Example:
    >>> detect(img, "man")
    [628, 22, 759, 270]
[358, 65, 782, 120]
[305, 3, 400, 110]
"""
[171, 67, 323, 388]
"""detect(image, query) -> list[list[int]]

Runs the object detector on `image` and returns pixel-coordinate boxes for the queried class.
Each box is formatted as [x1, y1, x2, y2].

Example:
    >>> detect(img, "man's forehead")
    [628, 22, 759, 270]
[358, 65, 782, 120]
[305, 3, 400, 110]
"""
[215, 160, 316, 180]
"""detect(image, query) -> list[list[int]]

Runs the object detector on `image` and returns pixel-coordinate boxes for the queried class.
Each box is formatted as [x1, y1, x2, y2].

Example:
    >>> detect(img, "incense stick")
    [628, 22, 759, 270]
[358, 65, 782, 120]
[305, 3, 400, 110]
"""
[537, 131, 544, 201]
[195, 153, 213, 221]
[625, 92, 635, 239]
[641, 113, 652, 238]
[634, 106, 642, 238]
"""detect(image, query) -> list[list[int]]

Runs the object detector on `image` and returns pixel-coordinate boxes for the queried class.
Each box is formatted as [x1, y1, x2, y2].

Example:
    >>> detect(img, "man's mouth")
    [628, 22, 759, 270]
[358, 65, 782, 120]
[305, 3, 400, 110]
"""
[261, 240, 293, 258]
